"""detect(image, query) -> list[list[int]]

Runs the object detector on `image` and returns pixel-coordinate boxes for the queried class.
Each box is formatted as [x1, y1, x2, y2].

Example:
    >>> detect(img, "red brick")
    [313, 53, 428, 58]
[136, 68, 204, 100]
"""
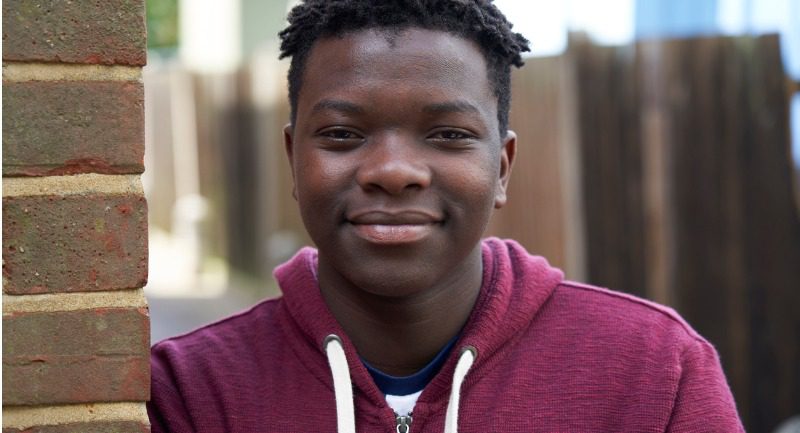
[2, 0, 146, 65]
[3, 421, 149, 433]
[3, 356, 149, 405]
[3, 308, 150, 405]
[2, 193, 148, 294]
[3, 308, 149, 357]
[2, 81, 144, 177]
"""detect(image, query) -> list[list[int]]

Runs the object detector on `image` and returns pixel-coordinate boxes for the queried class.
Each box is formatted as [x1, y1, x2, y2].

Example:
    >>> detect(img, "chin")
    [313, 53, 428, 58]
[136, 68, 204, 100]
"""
[346, 261, 441, 299]
[314, 231, 484, 299]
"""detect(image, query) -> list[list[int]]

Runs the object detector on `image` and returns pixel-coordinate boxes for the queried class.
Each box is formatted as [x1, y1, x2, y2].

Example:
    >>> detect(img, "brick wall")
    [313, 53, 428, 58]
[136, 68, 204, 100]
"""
[2, 1, 150, 432]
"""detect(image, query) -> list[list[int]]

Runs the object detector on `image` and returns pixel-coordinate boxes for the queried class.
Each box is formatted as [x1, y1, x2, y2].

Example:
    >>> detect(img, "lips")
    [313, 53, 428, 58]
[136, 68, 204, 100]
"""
[347, 210, 442, 244]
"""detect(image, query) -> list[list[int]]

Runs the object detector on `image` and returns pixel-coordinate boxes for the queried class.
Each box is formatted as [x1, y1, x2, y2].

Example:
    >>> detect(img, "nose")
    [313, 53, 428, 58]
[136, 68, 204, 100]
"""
[355, 134, 431, 195]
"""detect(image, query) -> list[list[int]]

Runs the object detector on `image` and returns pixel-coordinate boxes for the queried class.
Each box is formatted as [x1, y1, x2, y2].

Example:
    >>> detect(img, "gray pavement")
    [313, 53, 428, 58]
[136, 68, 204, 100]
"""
[147, 284, 277, 344]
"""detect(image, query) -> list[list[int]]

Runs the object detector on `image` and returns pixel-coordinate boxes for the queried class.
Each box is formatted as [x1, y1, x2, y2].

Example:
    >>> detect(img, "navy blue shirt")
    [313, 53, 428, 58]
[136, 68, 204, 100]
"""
[362, 335, 459, 395]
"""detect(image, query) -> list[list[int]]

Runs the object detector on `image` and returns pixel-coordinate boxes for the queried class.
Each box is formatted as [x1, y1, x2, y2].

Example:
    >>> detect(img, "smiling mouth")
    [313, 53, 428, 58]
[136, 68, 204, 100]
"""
[347, 210, 441, 244]
[351, 223, 436, 244]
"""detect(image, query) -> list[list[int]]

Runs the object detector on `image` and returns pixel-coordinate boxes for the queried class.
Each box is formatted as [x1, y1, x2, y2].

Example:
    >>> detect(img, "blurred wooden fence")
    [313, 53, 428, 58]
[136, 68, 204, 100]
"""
[489, 34, 799, 433]
[145, 33, 799, 433]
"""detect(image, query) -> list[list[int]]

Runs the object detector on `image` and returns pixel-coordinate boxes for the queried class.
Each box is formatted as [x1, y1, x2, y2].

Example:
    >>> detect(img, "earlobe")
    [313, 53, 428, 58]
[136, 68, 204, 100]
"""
[283, 123, 298, 201]
[494, 130, 517, 209]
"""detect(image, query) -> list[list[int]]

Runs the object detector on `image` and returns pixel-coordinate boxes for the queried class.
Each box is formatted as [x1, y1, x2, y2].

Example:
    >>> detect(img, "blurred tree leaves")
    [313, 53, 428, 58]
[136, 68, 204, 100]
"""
[147, 0, 179, 50]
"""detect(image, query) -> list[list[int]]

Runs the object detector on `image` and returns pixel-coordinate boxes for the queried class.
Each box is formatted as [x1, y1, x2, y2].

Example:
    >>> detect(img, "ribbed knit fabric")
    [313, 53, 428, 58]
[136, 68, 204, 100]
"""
[148, 238, 744, 432]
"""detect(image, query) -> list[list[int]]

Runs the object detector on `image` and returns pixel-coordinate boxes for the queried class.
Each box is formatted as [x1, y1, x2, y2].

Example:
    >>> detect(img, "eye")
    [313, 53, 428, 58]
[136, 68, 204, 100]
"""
[427, 128, 477, 147]
[319, 128, 361, 140]
[432, 130, 469, 140]
[316, 127, 364, 149]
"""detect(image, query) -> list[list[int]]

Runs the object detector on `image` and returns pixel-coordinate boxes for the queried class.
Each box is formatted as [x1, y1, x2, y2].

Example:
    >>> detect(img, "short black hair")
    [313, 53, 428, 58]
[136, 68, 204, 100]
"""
[278, 0, 530, 137]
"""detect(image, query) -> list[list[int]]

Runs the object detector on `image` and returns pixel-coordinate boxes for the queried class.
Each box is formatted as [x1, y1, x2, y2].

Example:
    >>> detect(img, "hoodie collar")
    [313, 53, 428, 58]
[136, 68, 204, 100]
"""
[274, 237, 564, 406]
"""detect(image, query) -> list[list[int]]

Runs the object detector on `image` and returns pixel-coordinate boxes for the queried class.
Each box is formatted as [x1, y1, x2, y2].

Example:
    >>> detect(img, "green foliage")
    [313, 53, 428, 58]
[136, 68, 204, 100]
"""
[147, 0, 179, 49]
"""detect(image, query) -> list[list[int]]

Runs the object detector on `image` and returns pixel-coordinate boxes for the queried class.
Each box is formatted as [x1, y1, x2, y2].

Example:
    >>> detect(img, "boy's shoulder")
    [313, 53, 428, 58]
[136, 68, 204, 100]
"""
[546, 280, 707, 346]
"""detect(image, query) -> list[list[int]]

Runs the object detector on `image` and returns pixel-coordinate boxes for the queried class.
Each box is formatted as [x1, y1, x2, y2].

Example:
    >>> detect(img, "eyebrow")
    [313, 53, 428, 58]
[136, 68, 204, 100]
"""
[310, 99, 365, 115]
[310, 99, 481, 116]
[422, 101, 481, 114]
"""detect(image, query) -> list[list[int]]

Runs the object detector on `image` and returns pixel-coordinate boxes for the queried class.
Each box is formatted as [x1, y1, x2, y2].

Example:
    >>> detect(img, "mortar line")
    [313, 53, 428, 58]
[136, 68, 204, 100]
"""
[3, 288, 148, 314]
[2, 402, 149, 429]
[2, 62, 142, 82]
[2, 174, 143, 197]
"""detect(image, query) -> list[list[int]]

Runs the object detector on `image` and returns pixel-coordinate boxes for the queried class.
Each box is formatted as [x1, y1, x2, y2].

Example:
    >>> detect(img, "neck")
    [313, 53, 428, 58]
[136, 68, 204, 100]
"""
[318, 247, 483, 376]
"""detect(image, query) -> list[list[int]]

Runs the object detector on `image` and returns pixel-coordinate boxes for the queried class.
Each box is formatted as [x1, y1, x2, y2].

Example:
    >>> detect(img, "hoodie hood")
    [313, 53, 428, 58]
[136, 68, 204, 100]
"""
[149, 237, 744, 432]
[274, 237, 564, 412]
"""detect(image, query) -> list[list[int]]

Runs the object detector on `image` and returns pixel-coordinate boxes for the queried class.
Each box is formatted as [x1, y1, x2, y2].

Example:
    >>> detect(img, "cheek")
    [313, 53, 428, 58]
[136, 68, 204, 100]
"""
[439, 155, 500, 211]
[293, 151, 355, 231]
[295, 152, 347, 196]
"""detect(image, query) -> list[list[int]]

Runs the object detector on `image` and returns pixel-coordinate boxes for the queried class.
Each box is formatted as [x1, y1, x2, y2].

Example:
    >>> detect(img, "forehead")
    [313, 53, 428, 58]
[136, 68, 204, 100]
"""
[297, 28, 495, 117]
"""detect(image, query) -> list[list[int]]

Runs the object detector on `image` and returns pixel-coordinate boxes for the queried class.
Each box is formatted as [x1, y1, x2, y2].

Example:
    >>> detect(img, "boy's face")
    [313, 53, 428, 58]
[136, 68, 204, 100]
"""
[284, 28, 515, 297]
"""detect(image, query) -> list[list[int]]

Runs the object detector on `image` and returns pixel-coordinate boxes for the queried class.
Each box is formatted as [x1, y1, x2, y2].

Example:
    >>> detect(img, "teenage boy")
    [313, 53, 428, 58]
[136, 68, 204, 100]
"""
[148, 1, 744, 432]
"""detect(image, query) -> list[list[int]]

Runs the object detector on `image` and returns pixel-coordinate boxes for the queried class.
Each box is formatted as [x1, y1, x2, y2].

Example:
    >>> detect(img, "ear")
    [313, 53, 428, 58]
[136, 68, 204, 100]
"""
[494, 130, 517, 209]
[283, 123, 298, 201]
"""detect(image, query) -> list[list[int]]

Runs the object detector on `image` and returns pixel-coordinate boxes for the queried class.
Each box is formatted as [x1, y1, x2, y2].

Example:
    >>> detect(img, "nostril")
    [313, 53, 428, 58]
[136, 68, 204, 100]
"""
[356, 151, 431, 194]
[355, 135, 432, 194]
[357, 161, 431, 195]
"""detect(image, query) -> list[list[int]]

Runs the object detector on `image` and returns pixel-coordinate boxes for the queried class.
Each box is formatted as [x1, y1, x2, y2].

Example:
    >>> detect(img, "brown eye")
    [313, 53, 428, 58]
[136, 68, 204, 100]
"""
[317, 127, 364, 150]
[428, 129, 476, 144]
[322, 129, 360, 140]
[438, 131, 467, 139]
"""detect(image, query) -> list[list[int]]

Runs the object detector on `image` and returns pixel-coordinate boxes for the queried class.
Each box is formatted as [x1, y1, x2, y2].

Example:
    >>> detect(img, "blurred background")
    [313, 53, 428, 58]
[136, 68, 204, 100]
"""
[142, 0, 800, 431]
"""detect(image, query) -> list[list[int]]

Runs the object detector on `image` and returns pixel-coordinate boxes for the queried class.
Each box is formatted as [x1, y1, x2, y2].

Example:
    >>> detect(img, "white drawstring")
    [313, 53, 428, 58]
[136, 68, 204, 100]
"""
[325, 335, 356, 433]
[444, 346, 476, 433]
[325, 334, 476, 433]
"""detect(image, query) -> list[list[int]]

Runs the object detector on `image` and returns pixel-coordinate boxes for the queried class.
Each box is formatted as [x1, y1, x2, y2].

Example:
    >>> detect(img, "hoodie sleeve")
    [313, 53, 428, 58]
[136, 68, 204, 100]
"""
[665, 338, 745, 432]
[147, 344, 195, 433]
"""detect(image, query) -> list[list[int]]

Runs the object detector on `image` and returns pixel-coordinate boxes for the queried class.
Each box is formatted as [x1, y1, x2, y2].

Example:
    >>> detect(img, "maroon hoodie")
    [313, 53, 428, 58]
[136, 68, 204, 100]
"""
[148, 238, 744, 432]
